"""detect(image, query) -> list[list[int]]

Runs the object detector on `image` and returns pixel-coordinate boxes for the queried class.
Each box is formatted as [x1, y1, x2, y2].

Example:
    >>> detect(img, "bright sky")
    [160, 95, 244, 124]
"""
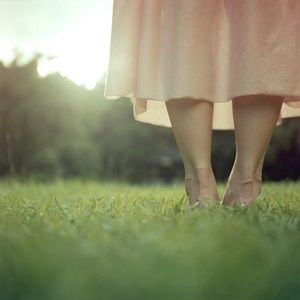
[0, 0, 114, 89]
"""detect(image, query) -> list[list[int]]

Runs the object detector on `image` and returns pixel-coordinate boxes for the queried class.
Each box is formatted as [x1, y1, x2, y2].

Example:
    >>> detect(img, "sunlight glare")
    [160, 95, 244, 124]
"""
[38, 5, 112, 90]
[0, 40, 15, 66]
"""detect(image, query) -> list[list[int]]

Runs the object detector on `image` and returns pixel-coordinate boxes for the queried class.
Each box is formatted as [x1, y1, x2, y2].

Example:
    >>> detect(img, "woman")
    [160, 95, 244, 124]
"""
[104, 0, 300, 207]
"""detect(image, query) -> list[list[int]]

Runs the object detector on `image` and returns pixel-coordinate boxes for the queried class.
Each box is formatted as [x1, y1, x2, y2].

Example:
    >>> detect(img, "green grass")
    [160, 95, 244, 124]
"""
[0, 178, 299, 300]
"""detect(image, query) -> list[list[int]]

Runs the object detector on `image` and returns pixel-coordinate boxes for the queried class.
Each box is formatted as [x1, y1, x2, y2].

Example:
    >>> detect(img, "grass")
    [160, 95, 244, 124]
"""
[0, 178, 299, 300]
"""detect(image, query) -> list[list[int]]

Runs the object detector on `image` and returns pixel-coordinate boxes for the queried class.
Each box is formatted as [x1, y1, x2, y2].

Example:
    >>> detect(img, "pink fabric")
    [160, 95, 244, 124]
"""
[104, 0, 300, 130]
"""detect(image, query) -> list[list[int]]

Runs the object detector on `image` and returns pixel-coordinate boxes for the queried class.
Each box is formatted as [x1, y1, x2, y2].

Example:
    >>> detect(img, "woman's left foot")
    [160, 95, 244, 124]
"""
[221, 175, 262, 206]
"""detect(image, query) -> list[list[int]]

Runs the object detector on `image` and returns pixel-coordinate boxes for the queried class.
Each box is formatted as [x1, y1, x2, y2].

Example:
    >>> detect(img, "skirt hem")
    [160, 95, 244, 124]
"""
[103, 90, 300, 130]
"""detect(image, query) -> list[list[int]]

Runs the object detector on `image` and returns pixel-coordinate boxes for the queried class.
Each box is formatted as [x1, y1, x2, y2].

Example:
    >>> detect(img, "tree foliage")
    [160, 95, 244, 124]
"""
[0, 55, 299, 182]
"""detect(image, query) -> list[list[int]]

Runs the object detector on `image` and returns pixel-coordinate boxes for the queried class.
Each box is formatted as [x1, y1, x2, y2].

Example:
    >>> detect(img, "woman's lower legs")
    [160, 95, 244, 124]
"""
[223, 94, 283, 205]
[165, 97, 220, 206]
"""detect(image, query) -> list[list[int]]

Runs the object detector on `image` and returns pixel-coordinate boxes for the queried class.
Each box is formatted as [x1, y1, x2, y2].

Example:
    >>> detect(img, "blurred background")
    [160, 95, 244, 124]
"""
[0, 0, 299, 184]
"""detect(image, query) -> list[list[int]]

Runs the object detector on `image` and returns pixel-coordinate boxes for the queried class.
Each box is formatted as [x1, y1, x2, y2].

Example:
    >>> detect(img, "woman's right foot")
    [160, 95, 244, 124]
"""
[185, 167, 220, 208]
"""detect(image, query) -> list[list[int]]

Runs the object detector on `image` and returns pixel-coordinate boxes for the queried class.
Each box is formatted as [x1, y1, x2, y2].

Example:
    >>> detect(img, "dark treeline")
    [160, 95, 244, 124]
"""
[0, 54, 299, 183]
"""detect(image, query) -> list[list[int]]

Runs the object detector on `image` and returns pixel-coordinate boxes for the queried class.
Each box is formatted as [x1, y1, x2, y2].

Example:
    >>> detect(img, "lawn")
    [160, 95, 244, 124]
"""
[0, 178, 299, 300]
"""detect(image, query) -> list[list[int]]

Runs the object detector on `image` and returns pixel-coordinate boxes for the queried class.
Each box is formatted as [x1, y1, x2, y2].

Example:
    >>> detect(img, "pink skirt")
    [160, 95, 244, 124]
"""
[104, 0, 300, 130]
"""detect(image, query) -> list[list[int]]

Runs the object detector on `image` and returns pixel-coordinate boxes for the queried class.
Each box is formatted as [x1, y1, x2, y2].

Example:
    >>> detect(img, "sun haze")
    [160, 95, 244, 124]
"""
[0, 0, 114, 89]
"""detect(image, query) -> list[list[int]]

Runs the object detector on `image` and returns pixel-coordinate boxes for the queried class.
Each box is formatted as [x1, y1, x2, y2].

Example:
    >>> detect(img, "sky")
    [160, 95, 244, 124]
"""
[0, 0, 114, 89]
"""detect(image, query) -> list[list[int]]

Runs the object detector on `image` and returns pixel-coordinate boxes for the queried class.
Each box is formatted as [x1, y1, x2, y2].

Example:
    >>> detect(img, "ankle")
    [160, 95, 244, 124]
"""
[229, 166, 262, 184]
[230, 174, 262, 186]
[193, 167, 216, 185]
[185, 165, 212, 176]
[193, 166, 213, 176]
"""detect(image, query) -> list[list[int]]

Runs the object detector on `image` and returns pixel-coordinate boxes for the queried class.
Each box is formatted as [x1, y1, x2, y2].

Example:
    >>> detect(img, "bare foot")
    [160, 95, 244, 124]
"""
[185, 168, 220, 208]
[222, 174, 262, 207]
